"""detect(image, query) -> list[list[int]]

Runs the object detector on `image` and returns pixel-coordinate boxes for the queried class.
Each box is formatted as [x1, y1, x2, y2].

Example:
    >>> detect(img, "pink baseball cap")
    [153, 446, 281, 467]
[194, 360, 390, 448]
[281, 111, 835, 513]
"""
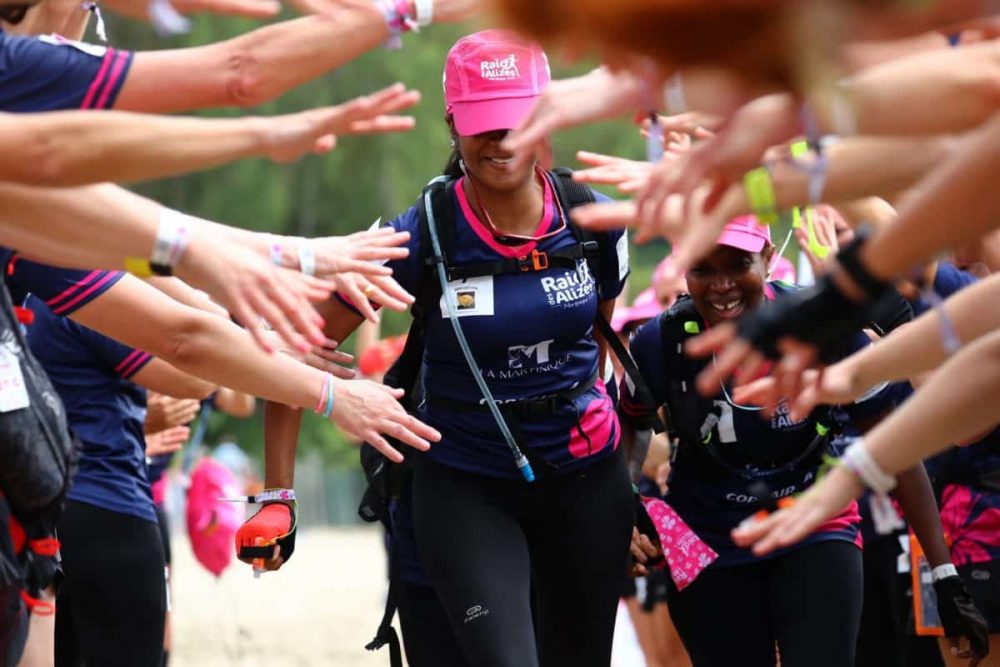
[717, 215, 772, 253]
[444, 29, 551, 137]
[611, 288, 662, 333]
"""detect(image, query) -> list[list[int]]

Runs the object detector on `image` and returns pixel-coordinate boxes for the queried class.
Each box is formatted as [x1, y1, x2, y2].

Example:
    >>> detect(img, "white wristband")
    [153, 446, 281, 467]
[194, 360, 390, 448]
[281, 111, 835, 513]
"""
[842, 439, 896, 494]
[830, 86, 857, 138]
[152, 209, 192, 271]
[932, 563, 959, 582]
[297, 241, 316, 276]
[414, 0, 432, 26]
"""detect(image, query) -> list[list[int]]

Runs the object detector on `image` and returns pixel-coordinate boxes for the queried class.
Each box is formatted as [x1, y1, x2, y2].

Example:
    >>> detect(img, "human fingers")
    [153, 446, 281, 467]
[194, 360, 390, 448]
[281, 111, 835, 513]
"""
[340, 277, 380, 323]
[629, 528, 648, 563]
[174, 0, 279, 18]
[731, 377, 782, 414]
[356, 275, 412, 313]
[270, 268, 329, 344]
[362, 431, 404, 463]
[575, 150, 622, 168]
[776, 338, 818, 404]
[685, 322, 736, 359]
[502, 98, 558, 153]
[637, 533, 660, 558]
[245, 279, 311, 354]
[377, 416, 433, 453]
[347, 115, 417, 135]
[694, 334, 750, 396]
[570, 201, 638, 232]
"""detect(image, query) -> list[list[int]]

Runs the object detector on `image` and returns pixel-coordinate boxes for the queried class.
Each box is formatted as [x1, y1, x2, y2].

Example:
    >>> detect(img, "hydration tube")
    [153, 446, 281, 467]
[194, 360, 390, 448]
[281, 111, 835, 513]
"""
[422, 181, 536, 482]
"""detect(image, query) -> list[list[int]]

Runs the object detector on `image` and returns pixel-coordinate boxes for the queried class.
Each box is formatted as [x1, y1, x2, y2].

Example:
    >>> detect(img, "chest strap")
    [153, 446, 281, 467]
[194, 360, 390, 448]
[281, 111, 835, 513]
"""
[439, 242, 600, 282]
[425, 371, 598, 420]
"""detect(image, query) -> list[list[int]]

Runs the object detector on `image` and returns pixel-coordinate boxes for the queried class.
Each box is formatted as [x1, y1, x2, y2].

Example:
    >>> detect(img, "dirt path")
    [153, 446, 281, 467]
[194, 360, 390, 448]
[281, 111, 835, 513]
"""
[171, 527, 390, 666]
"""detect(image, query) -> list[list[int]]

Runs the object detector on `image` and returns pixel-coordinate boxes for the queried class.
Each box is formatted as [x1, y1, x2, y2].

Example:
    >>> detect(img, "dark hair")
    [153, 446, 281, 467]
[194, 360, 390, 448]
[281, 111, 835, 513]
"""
[0, 3, 32, 23]
[442, 147, 464, 179]
[442, 114, 463, 179]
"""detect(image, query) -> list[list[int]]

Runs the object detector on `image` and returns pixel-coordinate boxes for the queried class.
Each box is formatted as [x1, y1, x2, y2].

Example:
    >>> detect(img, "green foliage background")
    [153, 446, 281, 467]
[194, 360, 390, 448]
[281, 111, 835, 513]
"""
[103, 13, 671, 466]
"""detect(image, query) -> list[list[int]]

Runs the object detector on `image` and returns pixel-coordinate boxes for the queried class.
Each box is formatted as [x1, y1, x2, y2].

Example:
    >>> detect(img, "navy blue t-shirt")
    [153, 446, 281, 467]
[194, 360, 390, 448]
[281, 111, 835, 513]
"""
[621, 282, 904, 567]
[5, 256, 156, 523]
[341, 174, 629, 478]
[0, 31, 132, 111]
[911, 262, 978, 318]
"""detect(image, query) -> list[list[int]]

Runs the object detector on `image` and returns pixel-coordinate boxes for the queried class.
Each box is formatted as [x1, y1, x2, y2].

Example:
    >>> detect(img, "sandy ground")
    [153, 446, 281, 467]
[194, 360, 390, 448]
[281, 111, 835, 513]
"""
[171, 527, 393, 667]
[170, 526, 646, 666]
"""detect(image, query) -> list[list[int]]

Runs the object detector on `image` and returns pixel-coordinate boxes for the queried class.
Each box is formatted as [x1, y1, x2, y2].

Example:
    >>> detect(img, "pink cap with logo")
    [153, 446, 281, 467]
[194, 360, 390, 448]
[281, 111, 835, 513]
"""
[444, 29, 551, 137]
[717, 215, 772, 253]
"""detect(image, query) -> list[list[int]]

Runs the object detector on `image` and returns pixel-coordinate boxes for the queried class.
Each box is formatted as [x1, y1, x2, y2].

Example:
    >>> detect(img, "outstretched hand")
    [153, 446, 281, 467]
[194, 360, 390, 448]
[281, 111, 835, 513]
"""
[502, 68, 644, 154]
[262, 84, 421, 164]
[177, 235, 333, 355]
[731, 465, 864, 556]
[329, 380, 440, 461]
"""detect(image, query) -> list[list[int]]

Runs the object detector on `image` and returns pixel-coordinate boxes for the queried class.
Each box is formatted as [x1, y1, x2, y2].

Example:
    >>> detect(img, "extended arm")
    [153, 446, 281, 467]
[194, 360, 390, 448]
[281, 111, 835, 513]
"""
[0, 99, 410, 186]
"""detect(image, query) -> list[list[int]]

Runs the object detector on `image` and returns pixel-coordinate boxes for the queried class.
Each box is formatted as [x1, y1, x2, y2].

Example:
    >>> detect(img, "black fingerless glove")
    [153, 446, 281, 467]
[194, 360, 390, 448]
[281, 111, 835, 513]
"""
[737, 233, 901, 362]
[934, 574, 990, 658]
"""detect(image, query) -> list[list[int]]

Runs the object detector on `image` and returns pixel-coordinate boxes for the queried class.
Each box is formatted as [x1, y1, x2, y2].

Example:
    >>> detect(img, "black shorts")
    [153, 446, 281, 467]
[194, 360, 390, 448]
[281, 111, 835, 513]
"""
[959, 560, 1000, 633]
[154, 503, 171, 566]
[55, 501, 165, 667]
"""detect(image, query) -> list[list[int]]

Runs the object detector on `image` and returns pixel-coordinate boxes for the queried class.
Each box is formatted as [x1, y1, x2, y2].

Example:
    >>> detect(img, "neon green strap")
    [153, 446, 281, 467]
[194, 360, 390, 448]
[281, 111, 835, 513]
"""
[743, 166, 778, 225]
[789, 141, 830, 259]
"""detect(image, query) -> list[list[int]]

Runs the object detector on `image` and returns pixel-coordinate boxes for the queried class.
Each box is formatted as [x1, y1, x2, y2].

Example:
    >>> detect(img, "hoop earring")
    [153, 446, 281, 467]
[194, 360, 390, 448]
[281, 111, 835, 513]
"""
[458, 159, 467, 175]
[450, 138, 456, 148]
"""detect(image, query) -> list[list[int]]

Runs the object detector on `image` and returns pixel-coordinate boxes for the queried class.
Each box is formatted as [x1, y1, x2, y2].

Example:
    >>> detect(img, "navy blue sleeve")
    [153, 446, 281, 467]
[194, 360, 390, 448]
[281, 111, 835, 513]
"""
[933, 262, 977, 299]
[592, 191, 629, 302]
[334, 205, 423, 315]
[73, 321, 152, 379]
[619, 316, 666, 425]
[8, 256, 124, 317]
[0, 33, 133, 111]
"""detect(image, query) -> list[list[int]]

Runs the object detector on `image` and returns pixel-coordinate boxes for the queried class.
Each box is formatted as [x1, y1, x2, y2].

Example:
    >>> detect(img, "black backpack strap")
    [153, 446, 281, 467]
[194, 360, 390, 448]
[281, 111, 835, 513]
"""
[549, 167, 602, 288]
[594, 315, 664, 435]
[364, 538, 403, 667]
[658, 297, 712, 449]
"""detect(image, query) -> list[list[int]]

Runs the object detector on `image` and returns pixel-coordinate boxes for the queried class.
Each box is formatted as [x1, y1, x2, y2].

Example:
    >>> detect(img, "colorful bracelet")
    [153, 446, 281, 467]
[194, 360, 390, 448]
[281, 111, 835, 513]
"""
[315, 372, 335, 419]
[742, 165, 778, 225]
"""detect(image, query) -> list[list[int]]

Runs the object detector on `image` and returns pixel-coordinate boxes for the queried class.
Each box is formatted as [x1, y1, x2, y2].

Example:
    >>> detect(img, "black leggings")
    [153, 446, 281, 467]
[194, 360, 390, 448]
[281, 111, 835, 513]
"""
[55, 501, 165, 667]
[412, 452, 634, 667]
[667, 540, 863, 667]
[397, 580, 470, 667]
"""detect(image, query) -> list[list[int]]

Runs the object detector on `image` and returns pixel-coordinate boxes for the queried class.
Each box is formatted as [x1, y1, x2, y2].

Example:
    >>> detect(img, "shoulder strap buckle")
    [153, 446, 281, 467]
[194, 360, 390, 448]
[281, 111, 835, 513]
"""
[519, 249, 549, 272]
[580, 240, 600, 258]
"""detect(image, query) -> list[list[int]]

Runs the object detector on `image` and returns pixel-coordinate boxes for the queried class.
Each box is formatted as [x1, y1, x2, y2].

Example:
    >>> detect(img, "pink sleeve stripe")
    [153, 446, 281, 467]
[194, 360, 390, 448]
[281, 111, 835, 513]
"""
[94, 50, 129, 110]
[79, 48, 116, 110]
[118, 351, 152, 379]
[51, 271, 118, 315]
[114, 349, 144, 374]
[45, 270, 100, 308]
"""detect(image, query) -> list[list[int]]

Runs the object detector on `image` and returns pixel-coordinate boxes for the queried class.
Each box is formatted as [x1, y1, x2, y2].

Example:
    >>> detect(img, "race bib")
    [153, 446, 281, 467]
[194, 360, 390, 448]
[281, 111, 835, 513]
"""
[440, 275, 495, 318]
[0, 348, 30, 413]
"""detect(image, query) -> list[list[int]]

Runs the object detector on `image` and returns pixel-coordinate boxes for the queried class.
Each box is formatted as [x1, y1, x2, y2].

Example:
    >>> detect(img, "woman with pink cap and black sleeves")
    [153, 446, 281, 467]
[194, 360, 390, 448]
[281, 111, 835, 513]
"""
[617, 215, 969, 667]
[260, 30, 633, 666]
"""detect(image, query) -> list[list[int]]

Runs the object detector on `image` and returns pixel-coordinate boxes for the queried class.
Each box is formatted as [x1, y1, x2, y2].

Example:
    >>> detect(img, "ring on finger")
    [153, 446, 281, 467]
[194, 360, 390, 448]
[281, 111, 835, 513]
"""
[362, 284, 375, 297]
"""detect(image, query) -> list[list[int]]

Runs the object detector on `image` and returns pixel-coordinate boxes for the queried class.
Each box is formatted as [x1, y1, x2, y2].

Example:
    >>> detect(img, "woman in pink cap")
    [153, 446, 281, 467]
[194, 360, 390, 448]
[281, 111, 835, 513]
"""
[263, 30, 633, 667]
[618, 215, 962, 667]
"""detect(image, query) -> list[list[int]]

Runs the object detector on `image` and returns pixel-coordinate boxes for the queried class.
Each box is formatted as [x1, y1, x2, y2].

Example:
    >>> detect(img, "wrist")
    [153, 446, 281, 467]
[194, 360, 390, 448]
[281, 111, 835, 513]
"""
[932, 563, 959, 582]
[128, 207, 194, 278]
